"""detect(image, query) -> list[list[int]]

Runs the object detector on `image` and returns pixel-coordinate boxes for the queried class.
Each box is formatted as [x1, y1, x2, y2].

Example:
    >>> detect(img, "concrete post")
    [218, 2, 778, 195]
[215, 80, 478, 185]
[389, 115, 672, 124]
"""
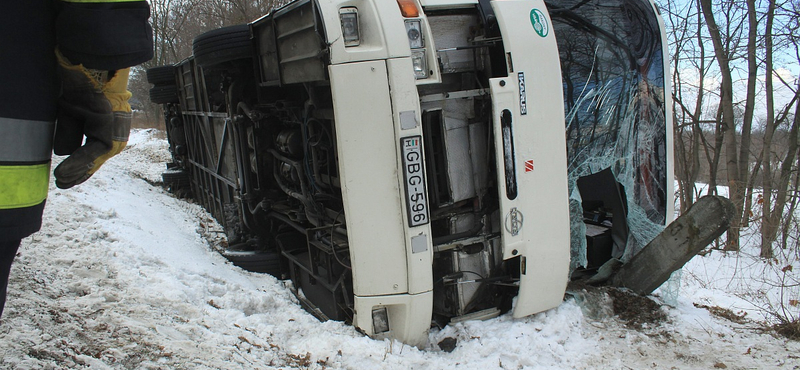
[612, 195, 735, 295]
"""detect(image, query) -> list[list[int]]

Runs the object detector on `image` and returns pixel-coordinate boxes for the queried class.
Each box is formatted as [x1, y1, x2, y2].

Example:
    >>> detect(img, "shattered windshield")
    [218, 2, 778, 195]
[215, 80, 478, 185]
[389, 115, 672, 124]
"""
[547, 0, 669, 271]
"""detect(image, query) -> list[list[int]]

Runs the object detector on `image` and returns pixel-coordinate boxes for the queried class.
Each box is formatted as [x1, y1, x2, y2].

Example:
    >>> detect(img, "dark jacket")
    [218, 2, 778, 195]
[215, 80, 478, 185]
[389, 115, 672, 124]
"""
[0, 1, 153, 241]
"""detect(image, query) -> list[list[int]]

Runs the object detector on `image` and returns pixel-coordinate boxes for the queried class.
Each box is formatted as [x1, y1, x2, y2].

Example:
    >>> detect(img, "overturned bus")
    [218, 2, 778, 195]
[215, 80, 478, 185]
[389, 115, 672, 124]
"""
[147, 0, 672, 346]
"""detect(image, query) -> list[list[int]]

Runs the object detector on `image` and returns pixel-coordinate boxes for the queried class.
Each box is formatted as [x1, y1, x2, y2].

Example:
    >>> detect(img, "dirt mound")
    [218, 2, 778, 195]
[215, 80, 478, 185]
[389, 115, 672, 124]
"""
[568, 283, 668, 329]
[606, 288, 667, 329]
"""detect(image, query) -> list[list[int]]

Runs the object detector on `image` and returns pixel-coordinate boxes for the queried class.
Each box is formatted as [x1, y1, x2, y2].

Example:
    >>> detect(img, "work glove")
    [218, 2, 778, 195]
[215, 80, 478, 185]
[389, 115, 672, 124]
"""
[53, 49, 132, 189]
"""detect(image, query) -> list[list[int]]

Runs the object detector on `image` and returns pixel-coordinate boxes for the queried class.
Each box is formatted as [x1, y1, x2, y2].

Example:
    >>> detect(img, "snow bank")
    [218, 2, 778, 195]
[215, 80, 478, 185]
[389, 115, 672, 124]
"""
[0, 130, 797, 369]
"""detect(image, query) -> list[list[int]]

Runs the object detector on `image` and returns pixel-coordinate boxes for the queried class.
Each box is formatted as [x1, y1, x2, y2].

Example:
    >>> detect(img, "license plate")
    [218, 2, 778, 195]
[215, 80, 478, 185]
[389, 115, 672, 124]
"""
[401, 136, 429, 227]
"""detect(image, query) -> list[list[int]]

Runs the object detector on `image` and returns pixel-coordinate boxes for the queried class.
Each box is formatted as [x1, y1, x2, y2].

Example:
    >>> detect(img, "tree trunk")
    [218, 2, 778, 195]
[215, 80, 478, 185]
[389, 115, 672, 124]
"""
[759, 0, 777, 259]
[781, 167, 800, 250]
[743, 150, 762, 227]
[761, 95, 800, 258]
[737, 0, 758, 229]
[700, 0, 742, 250]
[706, 109, 724, 199]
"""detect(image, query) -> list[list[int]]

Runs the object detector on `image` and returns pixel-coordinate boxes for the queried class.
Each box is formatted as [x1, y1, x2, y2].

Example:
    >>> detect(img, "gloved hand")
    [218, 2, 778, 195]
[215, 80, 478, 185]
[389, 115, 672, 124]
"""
[53, 49, 132, 189]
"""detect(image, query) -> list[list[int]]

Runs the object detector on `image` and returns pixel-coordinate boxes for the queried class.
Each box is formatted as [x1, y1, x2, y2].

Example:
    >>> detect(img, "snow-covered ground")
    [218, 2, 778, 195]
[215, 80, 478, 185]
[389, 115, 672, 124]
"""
[1, 129, 797, 369]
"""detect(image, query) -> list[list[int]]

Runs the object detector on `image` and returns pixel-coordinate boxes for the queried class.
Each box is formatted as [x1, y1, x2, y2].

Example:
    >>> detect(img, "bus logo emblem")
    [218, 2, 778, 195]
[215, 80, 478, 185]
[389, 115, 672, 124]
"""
[530, 9, 549, 38]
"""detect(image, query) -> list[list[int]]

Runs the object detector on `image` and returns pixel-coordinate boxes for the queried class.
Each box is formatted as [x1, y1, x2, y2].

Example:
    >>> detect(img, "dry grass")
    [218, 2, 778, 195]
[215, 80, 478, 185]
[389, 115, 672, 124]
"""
[773, 319, 800, 341]
[693, 303, 749, 324]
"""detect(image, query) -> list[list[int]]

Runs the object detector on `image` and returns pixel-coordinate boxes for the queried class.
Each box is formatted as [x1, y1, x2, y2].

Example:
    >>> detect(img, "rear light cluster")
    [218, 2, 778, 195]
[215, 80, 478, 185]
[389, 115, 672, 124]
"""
[399, 1, 427, 79]
[338, 1, 428, 79]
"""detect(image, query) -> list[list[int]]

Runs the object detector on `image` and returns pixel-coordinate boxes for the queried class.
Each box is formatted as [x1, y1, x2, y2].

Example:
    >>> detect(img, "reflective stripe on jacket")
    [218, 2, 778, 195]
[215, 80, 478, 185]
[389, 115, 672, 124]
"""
[0, 117, 54, 210]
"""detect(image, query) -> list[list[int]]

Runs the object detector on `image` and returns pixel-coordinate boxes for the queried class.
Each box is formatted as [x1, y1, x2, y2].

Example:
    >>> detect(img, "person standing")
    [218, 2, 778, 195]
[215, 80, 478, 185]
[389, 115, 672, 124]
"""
[0, 1, 153, 317]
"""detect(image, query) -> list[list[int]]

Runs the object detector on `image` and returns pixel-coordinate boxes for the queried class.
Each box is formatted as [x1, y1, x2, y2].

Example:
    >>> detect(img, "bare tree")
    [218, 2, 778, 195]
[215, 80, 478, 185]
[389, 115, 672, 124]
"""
[760, 0, 800, 258]
[698, 0, 759, 250]
[668, 0, 713, 213]
[738, 0, 759, 229]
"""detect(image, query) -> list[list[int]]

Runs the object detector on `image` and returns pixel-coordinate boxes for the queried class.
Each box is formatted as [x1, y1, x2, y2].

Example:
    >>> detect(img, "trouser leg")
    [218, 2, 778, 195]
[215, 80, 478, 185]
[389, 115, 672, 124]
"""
[0, 239, 22, 319]
[0, 3, 57, 241]
[0, 3, 56, 319]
